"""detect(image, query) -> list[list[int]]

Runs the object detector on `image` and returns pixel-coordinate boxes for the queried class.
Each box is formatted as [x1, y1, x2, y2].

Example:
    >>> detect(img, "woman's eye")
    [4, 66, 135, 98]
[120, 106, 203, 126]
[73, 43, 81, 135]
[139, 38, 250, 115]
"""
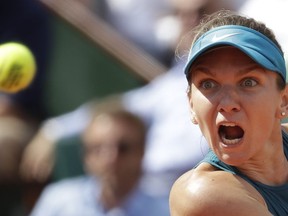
[241, 78, 257, 87]
[200, 80, 217, 89]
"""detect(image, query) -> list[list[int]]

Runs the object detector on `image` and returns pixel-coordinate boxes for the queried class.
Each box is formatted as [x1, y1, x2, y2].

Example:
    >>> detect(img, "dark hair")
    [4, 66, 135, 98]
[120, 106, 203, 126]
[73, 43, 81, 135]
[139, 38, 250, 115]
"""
[186, 9, 285, 92]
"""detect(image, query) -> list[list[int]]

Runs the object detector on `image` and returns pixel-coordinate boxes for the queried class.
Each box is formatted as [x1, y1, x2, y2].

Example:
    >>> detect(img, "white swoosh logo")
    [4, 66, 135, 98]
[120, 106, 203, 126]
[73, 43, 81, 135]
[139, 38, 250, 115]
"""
[211, 33, 240, 42]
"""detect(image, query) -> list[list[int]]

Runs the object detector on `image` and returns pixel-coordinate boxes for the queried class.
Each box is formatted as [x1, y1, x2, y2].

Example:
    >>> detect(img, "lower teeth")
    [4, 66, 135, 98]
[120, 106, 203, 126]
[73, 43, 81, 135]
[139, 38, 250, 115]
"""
[221, 135, 241, 145]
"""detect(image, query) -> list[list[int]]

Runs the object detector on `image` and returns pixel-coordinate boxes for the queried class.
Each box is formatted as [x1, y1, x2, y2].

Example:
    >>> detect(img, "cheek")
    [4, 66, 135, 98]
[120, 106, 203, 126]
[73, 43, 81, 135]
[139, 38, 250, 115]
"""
[85, 154, 107, 175]
[245, 90, 280, 120]
[246, 99, 276, 133]
[117, 154, 143, 175]
[123, 154, 142, 168]
[190, 94, 215, 139]
[190, 92, 214, 121]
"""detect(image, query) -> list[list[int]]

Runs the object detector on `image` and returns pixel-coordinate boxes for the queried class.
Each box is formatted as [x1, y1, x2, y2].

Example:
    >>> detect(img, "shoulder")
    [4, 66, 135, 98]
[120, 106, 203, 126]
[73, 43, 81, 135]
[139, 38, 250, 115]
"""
[31, 176, 94, 215]
[36, 176, 92, 206]
[169, 163, 271, 216]
[126, 183, 170, 216]
[44, 176, 90, 194]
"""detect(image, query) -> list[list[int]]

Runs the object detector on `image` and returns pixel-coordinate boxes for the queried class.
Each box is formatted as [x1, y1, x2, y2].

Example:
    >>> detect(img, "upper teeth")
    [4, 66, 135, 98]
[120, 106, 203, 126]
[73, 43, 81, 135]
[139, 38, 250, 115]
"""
[221, 123, 236, 127]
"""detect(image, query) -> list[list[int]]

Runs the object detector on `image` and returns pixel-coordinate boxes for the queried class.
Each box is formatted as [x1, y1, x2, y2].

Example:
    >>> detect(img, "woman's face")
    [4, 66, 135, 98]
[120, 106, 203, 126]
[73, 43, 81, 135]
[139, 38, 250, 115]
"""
[189, 46, 287, 166]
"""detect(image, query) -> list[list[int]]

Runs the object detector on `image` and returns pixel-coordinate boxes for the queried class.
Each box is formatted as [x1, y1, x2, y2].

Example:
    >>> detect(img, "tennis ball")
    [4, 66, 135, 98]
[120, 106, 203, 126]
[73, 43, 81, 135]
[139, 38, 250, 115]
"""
[0, 42, 36, 93]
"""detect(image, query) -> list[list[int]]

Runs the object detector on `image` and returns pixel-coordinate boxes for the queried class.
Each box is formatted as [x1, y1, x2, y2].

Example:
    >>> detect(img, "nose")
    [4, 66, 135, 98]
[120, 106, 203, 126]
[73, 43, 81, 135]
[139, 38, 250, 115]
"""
[101, 145, 119, 166]
[217, 86, 240, 113]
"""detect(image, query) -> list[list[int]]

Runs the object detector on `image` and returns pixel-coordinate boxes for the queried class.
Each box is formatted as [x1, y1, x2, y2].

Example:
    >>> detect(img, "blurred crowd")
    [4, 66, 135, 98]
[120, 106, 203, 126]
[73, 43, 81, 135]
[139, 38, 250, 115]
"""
[0, 0, 288, 215]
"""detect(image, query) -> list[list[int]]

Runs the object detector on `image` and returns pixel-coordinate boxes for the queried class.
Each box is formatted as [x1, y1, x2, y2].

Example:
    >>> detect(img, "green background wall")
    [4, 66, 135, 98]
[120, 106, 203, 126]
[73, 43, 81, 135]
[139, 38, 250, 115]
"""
[44, 15, 145, 116]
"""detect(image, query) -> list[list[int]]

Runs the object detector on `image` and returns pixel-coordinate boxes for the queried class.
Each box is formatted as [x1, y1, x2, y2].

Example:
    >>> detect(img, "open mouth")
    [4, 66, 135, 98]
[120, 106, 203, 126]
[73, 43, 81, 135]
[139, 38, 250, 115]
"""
[218, 123, 244, 145]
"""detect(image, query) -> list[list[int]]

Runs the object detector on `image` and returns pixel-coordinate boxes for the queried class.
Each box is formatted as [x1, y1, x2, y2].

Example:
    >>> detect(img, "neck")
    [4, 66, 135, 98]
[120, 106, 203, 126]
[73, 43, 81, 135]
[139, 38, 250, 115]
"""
[238, 129, 288, 185]
[240, 152, 288, 186]
[100, 177, 139, 210]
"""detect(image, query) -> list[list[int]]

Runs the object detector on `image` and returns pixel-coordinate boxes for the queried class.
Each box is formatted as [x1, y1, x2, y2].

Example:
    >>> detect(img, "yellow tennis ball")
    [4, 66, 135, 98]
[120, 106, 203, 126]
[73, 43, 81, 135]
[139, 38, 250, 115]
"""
[0, 42, 36, 93]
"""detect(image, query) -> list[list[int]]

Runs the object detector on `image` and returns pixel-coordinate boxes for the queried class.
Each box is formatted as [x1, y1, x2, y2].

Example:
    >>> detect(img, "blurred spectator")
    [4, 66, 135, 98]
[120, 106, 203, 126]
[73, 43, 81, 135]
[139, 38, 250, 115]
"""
[0, 117, 35, 183]
[30, 104, 170, 216]
[0, 115, 37, 216]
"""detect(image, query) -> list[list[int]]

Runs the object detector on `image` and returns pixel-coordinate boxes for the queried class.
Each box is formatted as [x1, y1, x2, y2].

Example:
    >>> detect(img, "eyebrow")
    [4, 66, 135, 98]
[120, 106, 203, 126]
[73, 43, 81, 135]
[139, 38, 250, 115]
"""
[191, 63, 265, 78]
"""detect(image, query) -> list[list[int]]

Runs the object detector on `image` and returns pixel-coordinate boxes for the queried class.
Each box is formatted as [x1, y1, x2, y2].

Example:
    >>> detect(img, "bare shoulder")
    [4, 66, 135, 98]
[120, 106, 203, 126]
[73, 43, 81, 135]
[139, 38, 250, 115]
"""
[169, 163, 272, 216]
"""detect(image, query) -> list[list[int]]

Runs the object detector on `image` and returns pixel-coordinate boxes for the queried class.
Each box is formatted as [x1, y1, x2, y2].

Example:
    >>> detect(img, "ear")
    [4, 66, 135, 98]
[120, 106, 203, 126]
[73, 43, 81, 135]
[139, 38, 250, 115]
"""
[191, 114, 198, 125]
[278, 84, 288, 119]
[189, 107, 198, 125]
[187, 88, 198, 124]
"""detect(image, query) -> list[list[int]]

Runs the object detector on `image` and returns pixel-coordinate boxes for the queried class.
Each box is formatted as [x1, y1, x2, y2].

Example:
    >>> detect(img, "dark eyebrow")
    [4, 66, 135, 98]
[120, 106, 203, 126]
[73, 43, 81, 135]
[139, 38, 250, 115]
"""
[237, 64, 266, 76]
[190, 65, 215, 78]
[190, 63, 264, 78]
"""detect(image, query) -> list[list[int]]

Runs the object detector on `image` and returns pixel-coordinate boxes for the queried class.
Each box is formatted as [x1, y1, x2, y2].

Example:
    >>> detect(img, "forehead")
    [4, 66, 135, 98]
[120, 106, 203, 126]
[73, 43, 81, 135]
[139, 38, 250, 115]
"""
[84, 114, 143, 145]
[90, 116, 134, 136]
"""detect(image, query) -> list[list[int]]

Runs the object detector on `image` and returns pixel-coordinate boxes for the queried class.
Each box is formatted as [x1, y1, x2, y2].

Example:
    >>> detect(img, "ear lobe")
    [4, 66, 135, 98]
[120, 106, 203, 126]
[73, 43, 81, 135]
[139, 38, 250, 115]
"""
[279, 85, 288, 119]
[190, 109, 198, 124]
[191, 116, 198, 124]
[188, 92, 198, 124]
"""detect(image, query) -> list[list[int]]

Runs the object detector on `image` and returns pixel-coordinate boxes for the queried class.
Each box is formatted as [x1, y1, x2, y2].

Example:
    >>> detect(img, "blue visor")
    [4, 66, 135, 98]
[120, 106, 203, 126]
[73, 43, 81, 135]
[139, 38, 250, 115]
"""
[184, 25, 287, 82]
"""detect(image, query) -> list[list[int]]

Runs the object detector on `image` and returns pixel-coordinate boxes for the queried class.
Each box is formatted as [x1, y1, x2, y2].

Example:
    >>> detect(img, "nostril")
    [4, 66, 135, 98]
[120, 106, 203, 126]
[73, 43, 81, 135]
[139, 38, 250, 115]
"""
[218, 98, 241, 113]
[219, 107, 240, 113]
[232, 107, 240, 112]
[217, 88, 241, 113]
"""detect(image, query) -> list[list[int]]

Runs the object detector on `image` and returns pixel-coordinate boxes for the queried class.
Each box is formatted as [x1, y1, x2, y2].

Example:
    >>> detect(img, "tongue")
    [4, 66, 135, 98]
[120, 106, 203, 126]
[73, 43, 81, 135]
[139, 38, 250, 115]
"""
[221, 126, 244, 140]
